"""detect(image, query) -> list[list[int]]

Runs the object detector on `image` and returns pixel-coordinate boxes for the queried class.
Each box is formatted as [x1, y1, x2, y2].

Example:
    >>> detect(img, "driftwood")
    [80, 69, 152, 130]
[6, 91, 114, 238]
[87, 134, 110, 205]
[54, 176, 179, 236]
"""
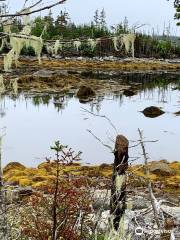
[110, 135, 129, 230]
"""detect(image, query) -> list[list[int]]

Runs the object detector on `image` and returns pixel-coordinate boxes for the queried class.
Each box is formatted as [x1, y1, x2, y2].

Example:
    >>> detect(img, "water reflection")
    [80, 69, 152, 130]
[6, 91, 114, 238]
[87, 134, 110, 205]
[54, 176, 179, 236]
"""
[0, 73, 179, 167]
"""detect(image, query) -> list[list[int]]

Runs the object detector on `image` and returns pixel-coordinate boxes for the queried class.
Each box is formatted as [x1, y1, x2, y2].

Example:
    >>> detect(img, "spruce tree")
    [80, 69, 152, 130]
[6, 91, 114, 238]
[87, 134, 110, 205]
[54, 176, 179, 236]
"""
[174, 0, 180, 25]
[100, 8, 106, 29]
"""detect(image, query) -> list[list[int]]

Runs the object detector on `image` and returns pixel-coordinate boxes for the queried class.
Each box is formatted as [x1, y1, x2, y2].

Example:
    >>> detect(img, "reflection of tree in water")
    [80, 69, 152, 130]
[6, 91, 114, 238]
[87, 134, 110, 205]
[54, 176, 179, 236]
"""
[139, 82, 178, 104]
[90, 96, 104, 114]
[30, 94, 70, 112]
[0, 96, 6, 118]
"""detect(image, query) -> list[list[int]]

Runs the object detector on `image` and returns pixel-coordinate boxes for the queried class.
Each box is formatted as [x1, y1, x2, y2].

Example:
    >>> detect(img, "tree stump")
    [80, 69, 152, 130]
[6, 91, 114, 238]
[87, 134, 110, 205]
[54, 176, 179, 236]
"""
[110, 135, 129, 230]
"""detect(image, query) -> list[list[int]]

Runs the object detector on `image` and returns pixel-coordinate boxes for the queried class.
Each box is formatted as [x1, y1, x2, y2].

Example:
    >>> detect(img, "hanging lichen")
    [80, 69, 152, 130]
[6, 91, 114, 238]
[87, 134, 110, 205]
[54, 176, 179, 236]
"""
[121, 34, 136, 58]
[12, 78, 18, 95]
[0, 75, 5, 94]
[4, 49, 15, 72]
[46, 44, 54, 55]
[20, 8, 31, 25]
[112, 36, 120, 51]
[73, 40, 81, 52]
[87, 38, 98, 51]
[20, 25, 32, 35]
[8, 34, 43, 68]
[112, 34, 136, 58]
[28, 36, 43, 64]
[0, 20, 12, 52]
[0, 39, 7, 52]
[3, 19, 12, 34]
[115, 175, 125, 191]
[2, 5, 44, 71]
[54, 40, 62, 55]
[105, 215, 131, 240]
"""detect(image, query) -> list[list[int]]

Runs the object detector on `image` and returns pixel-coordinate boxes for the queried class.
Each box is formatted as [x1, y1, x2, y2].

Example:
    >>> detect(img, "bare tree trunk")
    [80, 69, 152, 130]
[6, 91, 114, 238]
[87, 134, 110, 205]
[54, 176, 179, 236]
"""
[110, 135, 129, 230]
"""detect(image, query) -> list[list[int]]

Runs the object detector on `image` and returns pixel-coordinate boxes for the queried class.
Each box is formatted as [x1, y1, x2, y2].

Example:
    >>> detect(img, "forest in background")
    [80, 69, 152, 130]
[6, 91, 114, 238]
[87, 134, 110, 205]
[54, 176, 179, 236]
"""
[1, 8, 180, 59]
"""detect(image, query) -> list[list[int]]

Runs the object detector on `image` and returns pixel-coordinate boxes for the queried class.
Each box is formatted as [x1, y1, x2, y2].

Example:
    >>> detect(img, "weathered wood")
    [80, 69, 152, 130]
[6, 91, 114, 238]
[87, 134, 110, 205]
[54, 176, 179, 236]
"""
[110, 135, 129, 230]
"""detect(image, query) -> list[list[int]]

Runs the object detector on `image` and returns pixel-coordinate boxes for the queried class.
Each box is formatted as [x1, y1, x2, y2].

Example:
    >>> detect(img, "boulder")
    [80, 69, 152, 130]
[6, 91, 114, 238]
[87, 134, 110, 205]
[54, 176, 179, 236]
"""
[77, 85, 95, 99]
[142, 106, 165, 118]
[174, 111, 180, 116]
[149, 162, 175, 176]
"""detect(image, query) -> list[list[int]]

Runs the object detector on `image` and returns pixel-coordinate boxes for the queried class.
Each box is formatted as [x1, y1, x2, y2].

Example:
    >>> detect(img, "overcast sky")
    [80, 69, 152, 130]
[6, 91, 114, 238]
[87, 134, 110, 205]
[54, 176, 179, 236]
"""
[8, 0, 180, 36]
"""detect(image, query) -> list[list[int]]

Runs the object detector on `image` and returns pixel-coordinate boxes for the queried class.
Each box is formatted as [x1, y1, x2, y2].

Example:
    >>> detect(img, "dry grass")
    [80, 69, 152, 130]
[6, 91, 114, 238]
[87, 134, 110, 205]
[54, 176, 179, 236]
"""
[0, 57, 179, 72]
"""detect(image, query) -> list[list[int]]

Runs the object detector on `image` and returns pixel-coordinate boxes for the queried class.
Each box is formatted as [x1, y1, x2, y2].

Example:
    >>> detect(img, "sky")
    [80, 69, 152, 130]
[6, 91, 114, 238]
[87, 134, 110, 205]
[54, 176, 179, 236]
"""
[7, 0, 180, 36]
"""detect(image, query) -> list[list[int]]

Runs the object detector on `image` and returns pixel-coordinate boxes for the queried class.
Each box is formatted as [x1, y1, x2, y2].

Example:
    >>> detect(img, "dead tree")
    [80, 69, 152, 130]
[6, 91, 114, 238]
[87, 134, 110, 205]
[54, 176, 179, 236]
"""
[110, 135, 129, 231]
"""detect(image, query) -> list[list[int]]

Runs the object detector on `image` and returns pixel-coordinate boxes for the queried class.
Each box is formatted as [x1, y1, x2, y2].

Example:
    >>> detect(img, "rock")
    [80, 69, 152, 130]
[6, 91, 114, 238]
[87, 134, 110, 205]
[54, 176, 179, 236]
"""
[123, 89, 136, 97]
[142, 106, 165, 118]
[92, 190, 111, 211]
[77, 86, 95, 99]
[99, 163, 111, 169]
[161, 206, 180, 222]
[5, 186, 33, 203]
[17, 186, 33, 197]
[33, 70, 54, 78]
[130, 196, 150, 210]
[174, 111, 180, 116]
[149, 162, 175, 176]
[159, 159, 169, 164]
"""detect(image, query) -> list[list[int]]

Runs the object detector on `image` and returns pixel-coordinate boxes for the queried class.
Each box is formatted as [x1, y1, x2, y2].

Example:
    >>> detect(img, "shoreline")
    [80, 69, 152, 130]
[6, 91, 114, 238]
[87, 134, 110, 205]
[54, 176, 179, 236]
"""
[3, 160, 180, 196]
[1, 56, 180, 73]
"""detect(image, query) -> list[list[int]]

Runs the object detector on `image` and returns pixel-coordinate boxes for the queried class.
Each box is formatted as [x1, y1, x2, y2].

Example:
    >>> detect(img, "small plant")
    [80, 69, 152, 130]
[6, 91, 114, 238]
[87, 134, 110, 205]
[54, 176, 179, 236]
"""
[20, 141, 91, 240]
[50, 140, 82, 165]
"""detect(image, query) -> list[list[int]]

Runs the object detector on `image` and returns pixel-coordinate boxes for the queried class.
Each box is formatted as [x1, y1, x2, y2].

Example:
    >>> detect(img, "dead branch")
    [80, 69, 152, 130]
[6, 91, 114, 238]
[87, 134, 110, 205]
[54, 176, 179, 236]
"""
[87, 129, 114, 152]
[138, 128, 163, 229]
[0, 0, 66, 18]
[81, 107, 118, 134]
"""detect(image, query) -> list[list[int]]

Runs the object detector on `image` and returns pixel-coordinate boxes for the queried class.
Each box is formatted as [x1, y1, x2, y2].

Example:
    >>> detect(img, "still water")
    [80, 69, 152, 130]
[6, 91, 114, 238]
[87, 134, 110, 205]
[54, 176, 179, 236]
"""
[0, 74, 180, 167]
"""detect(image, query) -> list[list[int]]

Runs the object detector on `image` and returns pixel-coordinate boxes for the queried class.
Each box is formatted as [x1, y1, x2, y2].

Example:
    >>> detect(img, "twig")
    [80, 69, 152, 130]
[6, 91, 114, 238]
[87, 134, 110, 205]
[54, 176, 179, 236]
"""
[81, 107, 118, 134]
[0, 0, 67, 18]
[138, 128, 162, 229]
[87, 129, 114, 152]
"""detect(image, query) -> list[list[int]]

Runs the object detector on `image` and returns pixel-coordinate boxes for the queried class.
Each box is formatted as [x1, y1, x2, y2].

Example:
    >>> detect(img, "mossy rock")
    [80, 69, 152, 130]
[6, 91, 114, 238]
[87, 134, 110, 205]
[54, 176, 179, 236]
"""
[149, 162, 175, 176]
[3, 162, 26, 174]
[142, 106, 165, 118]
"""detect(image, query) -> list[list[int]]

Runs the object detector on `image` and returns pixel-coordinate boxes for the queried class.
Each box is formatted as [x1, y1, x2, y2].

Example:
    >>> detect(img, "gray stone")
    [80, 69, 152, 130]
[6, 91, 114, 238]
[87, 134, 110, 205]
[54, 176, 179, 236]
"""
[33, 70, 54, 78]
[149, 162, 175, 176]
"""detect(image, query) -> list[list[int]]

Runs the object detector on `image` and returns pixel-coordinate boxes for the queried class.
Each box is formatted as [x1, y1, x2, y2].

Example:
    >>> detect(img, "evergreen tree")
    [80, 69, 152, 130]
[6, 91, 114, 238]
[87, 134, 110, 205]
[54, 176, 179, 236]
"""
[100, 8, 106, 29]
[43, 9, 55, 39]
[93, 9, 99, 28]
[123, 16, 129, 33]
[55, 10, 70, 36]
[174, 0, 180, 25]
[31, 16, 45, 37]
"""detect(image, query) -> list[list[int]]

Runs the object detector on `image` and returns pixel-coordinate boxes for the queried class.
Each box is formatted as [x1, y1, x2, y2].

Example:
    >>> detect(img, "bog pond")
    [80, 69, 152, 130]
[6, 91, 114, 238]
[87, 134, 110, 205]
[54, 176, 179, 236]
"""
[0, 72, 180, 167]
